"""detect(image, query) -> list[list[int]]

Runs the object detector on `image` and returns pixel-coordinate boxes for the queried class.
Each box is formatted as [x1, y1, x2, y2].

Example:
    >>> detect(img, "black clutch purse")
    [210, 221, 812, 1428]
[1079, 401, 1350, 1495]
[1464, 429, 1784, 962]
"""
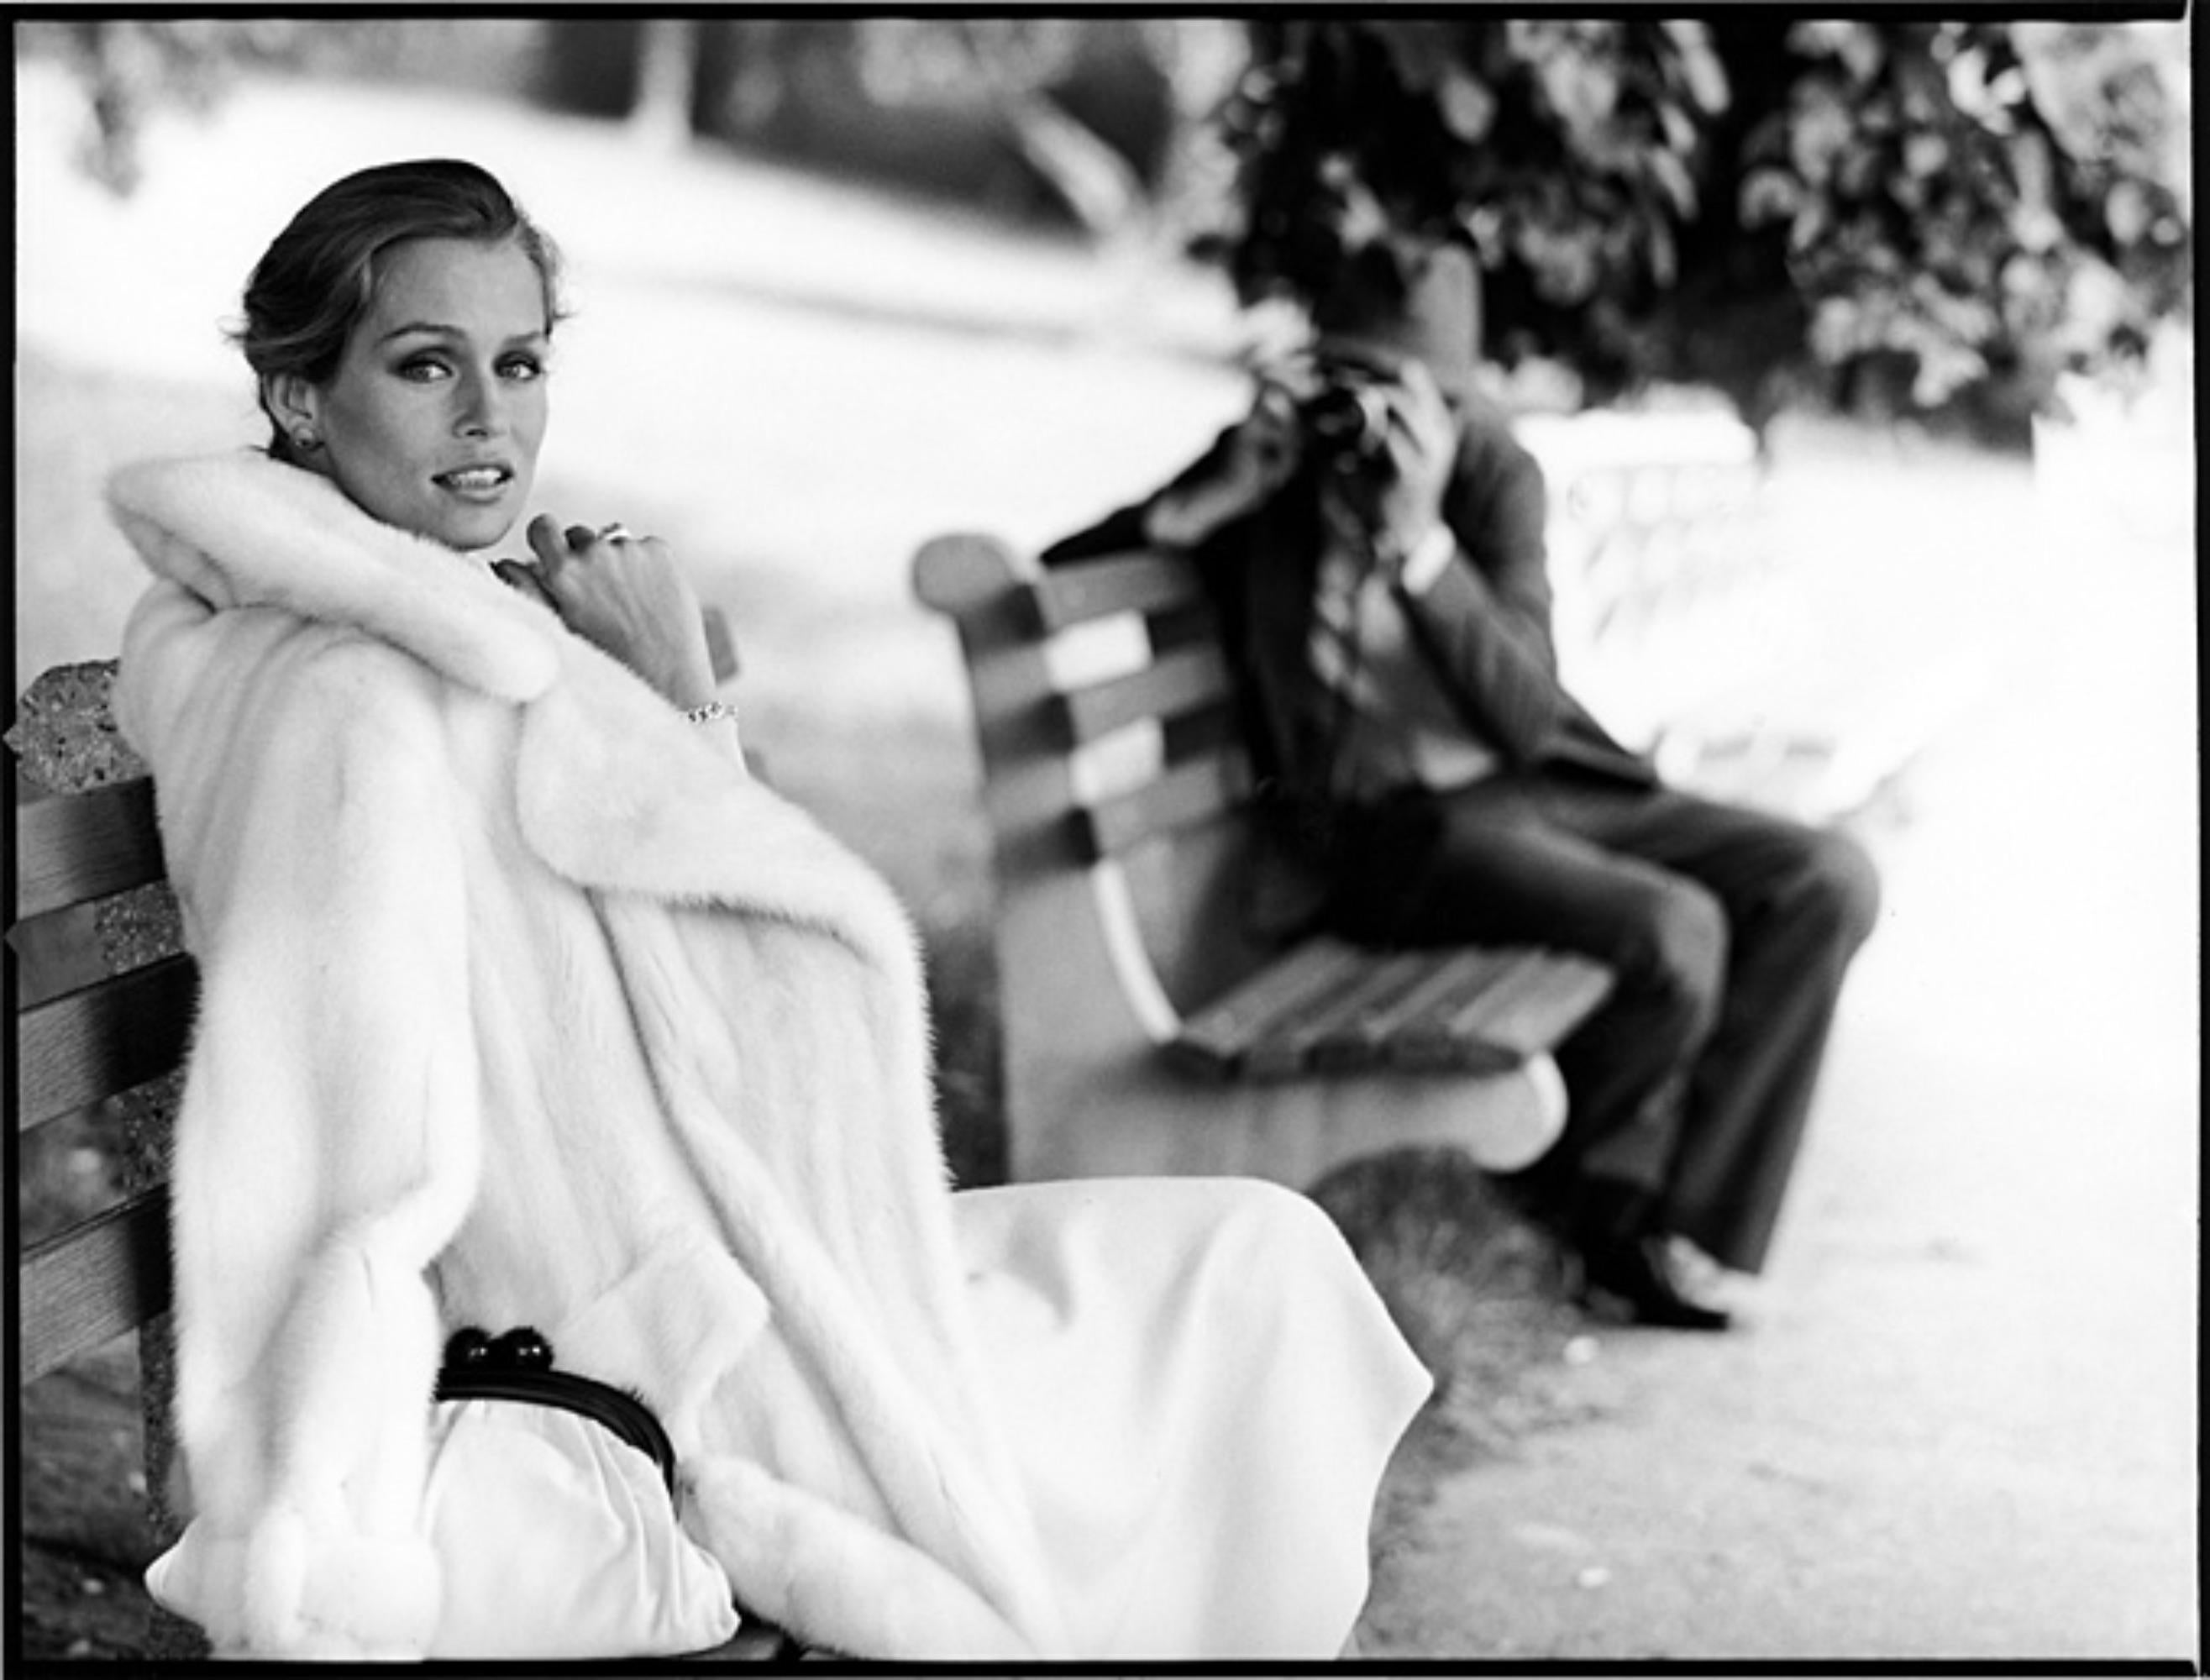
[435, 1326, 679, 1501]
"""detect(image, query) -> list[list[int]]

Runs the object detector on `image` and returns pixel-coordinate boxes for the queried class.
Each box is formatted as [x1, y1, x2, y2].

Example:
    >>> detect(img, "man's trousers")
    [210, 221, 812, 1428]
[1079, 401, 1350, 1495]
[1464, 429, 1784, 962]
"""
[1325, 769, 1882, 1273]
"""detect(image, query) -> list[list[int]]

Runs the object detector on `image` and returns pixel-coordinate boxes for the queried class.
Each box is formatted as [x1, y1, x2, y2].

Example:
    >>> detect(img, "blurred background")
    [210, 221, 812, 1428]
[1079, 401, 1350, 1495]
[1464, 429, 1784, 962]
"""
[13, 16, 2197, 1662]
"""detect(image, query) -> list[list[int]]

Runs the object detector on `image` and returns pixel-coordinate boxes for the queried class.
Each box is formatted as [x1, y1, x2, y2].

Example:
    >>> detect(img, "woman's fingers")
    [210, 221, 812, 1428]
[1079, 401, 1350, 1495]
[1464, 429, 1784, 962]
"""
[526, 513, 572, 575]
[511, 512, 711, 703]
[491, 558, 559, 611]
[535, 516, 650, 570]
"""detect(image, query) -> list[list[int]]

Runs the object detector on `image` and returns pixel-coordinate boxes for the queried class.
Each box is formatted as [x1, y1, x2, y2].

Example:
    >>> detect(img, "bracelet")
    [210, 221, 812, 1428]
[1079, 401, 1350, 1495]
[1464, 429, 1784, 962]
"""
[681, 699, 738, 727]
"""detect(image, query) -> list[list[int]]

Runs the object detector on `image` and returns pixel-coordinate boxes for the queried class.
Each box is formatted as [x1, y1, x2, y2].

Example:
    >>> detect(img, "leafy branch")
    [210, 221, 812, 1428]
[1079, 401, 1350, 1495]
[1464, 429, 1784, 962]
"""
[1203, 17, 2190, 425]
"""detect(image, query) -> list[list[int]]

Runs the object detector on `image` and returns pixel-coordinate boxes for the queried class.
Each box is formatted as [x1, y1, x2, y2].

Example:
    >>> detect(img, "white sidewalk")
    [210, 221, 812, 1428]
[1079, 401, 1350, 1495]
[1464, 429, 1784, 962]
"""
[1360, 459, 2198, 1661]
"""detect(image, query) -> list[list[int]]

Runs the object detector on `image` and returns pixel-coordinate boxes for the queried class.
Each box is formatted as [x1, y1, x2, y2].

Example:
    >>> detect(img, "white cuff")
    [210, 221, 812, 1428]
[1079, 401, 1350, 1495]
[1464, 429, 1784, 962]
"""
[1397, 523, 1457, 595]
[1144, 492, 1210, 551]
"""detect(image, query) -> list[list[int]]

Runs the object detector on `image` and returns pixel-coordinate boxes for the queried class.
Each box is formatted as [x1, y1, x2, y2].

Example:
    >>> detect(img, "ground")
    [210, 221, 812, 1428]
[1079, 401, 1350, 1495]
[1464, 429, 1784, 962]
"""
[13, 60, 2199, 1665]
[18, 1352, 171, 1661]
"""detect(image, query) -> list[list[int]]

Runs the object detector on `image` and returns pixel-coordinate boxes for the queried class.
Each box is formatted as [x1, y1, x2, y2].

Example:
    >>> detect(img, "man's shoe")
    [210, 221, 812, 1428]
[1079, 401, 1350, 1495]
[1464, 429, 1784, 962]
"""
[1575, 1234, 1734, 1331]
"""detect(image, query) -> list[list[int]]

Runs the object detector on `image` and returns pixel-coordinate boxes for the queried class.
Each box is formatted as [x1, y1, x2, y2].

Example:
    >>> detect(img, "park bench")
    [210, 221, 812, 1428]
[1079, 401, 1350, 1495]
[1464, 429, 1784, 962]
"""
[12, 660, 218, 1660]
[10, 627, 802, 1662]
[911, 534, 1614, 1190]
[909, 404, 1862, 1192]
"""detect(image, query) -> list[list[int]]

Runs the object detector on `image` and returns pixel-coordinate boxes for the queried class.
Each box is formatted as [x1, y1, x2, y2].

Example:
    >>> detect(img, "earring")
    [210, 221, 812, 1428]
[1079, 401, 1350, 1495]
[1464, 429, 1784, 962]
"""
[292, 431, 322, 454]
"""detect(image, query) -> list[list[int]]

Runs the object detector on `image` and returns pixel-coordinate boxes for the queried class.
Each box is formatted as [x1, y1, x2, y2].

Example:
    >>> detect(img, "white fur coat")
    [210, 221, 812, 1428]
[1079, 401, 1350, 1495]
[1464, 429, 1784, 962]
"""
[109, 453, 1073, 1658]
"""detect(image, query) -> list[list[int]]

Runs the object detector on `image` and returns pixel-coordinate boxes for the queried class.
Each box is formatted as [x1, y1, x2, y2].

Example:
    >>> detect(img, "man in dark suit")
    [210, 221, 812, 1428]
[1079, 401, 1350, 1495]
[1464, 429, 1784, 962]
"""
[1043, 243, 1880, 1330]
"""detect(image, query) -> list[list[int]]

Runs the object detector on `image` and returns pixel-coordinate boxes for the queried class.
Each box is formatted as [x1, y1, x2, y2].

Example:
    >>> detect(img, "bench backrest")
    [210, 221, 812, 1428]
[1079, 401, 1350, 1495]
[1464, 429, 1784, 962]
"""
[13, 769, 188, 1383]
[914, 536, 1288, 1035]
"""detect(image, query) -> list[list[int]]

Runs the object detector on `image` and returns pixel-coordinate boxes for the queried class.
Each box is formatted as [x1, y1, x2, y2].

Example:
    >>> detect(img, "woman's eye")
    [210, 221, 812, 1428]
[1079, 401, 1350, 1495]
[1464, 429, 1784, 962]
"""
[396, 357, 451, 383]
[499, 355, 547, 382]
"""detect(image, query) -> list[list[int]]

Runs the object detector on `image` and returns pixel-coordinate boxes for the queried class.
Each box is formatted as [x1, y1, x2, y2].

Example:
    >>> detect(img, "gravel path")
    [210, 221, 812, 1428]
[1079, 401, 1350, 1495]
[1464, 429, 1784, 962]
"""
[1356, 469, 2198, 1662]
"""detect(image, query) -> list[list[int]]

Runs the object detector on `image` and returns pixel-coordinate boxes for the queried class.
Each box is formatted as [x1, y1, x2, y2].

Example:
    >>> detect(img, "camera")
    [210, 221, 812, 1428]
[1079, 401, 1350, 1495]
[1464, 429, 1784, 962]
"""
[1289, 360, 1395, 476]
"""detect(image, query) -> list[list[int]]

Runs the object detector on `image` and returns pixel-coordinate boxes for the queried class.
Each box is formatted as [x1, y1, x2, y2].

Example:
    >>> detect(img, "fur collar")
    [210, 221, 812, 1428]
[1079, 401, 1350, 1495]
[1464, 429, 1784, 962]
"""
[110, 451, 918, 977]
[110, 450, 560, 701]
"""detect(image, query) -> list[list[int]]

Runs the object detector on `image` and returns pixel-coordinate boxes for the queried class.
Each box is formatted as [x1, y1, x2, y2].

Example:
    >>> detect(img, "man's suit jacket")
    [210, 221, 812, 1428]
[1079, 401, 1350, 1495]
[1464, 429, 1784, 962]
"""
[1042, 391, 1656, 826]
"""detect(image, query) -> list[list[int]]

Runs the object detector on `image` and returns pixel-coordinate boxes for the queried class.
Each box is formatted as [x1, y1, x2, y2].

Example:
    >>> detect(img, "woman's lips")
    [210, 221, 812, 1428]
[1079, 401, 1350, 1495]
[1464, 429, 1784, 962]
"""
[434, 465, 513, 498]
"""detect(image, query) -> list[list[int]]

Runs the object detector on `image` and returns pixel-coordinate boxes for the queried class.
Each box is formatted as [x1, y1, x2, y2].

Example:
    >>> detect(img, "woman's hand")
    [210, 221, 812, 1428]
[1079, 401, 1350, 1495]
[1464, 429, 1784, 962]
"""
[494, 517, 719, 709]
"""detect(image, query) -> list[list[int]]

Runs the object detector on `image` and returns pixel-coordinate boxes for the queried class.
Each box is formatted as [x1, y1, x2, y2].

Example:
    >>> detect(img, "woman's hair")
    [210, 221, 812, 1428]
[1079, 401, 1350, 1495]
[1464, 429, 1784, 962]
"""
[235, 159, 565, 459]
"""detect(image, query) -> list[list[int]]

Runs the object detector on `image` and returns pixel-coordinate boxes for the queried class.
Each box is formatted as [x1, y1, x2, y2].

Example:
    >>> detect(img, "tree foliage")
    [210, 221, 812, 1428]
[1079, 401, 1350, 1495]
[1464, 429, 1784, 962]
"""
[1204, 17, 2191, 426]
[1205, 21, 1726, 365]
[31, 15, 2186, 430]
[1741, 22, 2190, 412]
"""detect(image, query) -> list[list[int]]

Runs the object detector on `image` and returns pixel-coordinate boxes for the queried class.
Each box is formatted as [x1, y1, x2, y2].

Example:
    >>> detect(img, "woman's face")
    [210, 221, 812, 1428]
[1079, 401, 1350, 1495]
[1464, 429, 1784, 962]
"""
[285, 236, 552, 551]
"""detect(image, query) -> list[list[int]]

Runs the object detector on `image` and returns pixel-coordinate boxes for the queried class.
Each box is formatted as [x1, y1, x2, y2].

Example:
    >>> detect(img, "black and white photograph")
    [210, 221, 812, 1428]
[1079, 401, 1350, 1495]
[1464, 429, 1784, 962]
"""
[11, 13, 2196, 1667]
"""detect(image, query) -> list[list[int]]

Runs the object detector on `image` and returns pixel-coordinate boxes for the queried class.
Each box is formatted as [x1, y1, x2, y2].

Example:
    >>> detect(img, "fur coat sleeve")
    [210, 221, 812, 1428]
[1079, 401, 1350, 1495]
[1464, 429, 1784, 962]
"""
[108, 452, 1070, 1658]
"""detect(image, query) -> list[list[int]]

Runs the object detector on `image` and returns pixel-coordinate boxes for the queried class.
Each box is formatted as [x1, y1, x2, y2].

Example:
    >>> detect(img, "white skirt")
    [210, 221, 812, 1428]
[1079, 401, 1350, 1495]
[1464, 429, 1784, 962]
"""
[953, 1176, 1432, 1658]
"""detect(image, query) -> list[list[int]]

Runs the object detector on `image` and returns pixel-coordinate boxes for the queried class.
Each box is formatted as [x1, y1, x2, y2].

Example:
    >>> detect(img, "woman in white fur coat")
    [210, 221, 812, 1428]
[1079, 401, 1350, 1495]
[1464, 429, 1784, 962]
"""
[111, 159, 1430, 1661]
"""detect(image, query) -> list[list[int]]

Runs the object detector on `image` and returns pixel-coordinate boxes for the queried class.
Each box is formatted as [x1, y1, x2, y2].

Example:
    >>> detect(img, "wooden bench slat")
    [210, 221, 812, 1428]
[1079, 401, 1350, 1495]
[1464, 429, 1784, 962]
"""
[9, 899, 113, 1010]
[1239, 955, 1420, 1080]
[1241, 948, 1437, 1079]
[1328, 947, 1523, 1051]
[14, 778, 166, 918]
[1445, 949, 1615, 1054]
[1253, 945, 1575, 1079]
[1347, 950, 1535, 1074]
[1167, 940, 1373, 1079]
[18, 954, 199, 1132]
[1173, 940, 1616, 1085]
[1027, 552, 1205, 631]
[1059, 643, 1233, 744]
[1293, 951, 1472, 1075]
[1079, 750, 1250, 861]
[1394, 948, 1615, 1068]
[19, 1187, 172, 1383]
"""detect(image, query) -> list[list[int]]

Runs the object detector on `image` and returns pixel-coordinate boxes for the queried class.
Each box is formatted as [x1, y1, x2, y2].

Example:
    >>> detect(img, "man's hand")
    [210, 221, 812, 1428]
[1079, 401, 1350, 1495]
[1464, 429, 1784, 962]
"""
[494, 517, 718, 709]
[1144, 385, 1305, 549]
[1358, 359, 1458, 576]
